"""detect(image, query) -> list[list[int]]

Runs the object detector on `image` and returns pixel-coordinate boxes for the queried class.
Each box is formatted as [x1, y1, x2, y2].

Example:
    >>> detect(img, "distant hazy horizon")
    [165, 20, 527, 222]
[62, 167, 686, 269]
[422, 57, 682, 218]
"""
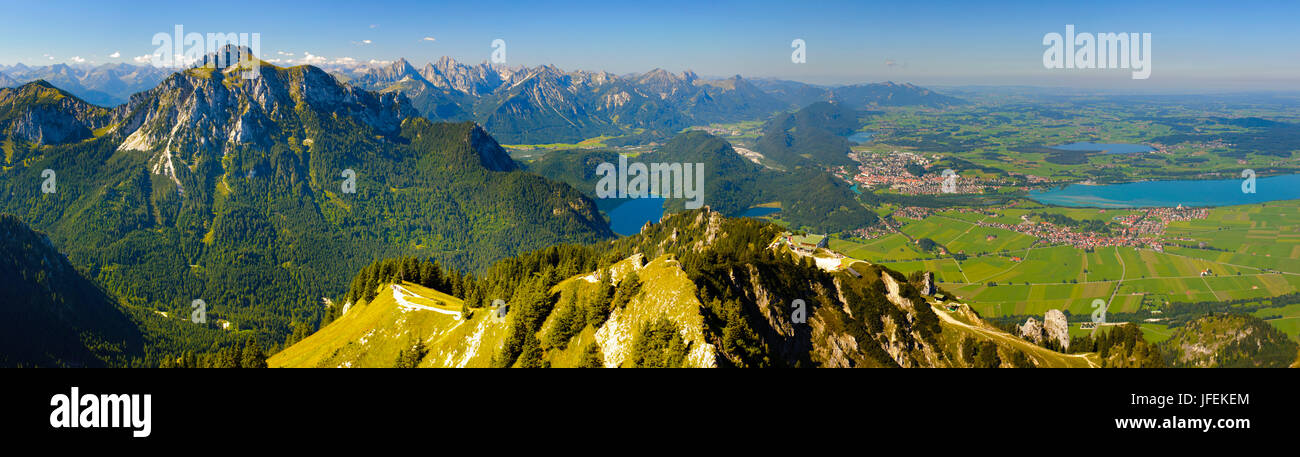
[1, 0, 1296, 92]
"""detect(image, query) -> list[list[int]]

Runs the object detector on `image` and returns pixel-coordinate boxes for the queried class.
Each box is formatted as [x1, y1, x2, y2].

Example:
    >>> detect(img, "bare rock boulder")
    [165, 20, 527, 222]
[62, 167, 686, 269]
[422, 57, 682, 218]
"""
[1019, 317, 1044, 344]
[1044, 309, 1070, 350]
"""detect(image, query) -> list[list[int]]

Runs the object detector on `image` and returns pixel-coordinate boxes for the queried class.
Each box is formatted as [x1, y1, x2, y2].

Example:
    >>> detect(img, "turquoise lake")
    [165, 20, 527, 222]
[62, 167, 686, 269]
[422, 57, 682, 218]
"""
[1051, 142, 1154, 154]
[847, 131, 874, 143]
[1029, 173, 1300, 208]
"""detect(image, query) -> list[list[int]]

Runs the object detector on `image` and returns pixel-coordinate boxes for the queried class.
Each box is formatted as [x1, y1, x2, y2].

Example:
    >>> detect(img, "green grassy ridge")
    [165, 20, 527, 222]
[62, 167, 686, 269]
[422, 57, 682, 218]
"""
[270, 281, 507, 368]
[279, 208, 1108, 368]
[1158, 313, 1299, 368]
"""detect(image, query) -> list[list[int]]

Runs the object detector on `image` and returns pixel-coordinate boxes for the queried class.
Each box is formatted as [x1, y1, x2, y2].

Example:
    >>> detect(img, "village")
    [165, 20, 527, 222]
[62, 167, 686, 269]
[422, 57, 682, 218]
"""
[836, 150, 1030, 195]
[861, 205, 1210, 253]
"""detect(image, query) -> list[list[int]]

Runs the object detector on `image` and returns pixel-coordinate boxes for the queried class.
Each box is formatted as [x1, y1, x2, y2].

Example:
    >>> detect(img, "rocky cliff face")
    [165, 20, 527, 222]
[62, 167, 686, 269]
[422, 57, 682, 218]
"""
[112, 61, 415, 191]
[0, 81, 111, 145]
[1019, 317, 1044, 344]
[1044, 309, 1070, 350]
[1019, 309, 1070, 350]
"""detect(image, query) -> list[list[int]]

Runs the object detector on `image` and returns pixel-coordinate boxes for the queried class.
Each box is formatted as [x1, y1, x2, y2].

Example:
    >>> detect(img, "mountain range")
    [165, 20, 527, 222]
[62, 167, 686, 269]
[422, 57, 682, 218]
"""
[0, 53, 611, 360]
[0, 62, 172, 106]
[0, 48, 975, 365]
[2, 56, 965, 146]
[315, 56, 966, 145]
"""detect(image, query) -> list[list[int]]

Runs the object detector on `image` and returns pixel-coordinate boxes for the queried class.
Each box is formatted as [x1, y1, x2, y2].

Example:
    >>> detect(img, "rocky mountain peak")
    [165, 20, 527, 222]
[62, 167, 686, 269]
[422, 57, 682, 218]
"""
[114, 64, 415, 191]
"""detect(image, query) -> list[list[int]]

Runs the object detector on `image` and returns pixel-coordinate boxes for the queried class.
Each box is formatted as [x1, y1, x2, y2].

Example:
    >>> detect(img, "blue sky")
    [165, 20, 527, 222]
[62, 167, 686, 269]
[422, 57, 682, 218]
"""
[1, 0, 1297, 90]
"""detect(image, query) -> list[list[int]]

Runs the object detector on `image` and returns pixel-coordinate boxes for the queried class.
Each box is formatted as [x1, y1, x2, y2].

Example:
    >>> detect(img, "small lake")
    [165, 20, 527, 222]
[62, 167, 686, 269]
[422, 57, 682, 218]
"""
[606, 197, 666, 236]
[1051, 142, 1154, 154]
[1029, 173, 1300, 208]
[847, 131, 874, 143]
[740, 206, 781, 218]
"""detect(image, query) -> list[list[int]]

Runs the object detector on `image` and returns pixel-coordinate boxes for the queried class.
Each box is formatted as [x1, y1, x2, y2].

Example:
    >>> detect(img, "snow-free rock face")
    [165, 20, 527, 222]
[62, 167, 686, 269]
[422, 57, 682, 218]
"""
[113, 60, 415, 192]
[1044, 309, 1070, 350]
[1019, 310, 1069, 350]
[1020, 317, 1044, 344]
[0, 81, 111, 145]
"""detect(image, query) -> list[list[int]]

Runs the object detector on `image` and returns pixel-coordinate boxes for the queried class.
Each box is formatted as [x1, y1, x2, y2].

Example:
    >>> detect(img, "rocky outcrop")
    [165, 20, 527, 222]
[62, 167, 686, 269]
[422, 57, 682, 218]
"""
[1019, 309, 1069, 350]
[112, 62, 416, 193]
[921, 271, 936, 296]
[1044, 309, 1070, 350]
[1019, 317, 1044, 344]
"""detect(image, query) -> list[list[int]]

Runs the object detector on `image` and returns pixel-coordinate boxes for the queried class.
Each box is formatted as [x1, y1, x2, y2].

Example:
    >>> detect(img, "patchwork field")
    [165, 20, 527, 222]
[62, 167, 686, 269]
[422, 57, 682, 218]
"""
[836, 201, 1300, 330]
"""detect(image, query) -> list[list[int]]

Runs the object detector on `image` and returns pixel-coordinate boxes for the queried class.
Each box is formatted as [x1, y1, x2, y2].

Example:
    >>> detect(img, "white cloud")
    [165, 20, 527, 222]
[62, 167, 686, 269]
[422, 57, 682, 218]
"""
[43, 54, 54, 60]
[69, 56, 86, 63]
[332, 57, 357, 65]
[277, 51, 294, 56]
[422, 36, 436, 42]
[109, 51, 121, 58]
[132, 54, 152, 64]
[369, 24, 378, 29]
[368, 59, 392, 66]
[300, 52, 327, 64]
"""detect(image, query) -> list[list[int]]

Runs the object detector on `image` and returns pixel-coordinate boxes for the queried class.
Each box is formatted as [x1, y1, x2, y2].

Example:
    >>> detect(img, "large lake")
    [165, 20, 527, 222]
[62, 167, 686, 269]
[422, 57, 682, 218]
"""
[1029, 173, 1300, 208]
[1051, 142, 1154, 154]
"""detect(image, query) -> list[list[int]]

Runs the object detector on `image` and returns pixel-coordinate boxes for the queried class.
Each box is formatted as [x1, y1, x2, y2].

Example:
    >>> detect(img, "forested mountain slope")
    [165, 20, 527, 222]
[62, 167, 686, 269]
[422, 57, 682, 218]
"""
[0, 58, 612, 345]
[526, 130, 877, 233]
[0, 214, 142, 367]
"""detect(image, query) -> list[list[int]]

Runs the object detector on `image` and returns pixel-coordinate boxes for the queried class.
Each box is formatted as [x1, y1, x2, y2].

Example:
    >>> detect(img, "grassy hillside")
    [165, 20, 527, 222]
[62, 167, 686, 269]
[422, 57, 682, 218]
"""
[277, 208, 1106, 368]
[271, 281, 509, 368]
